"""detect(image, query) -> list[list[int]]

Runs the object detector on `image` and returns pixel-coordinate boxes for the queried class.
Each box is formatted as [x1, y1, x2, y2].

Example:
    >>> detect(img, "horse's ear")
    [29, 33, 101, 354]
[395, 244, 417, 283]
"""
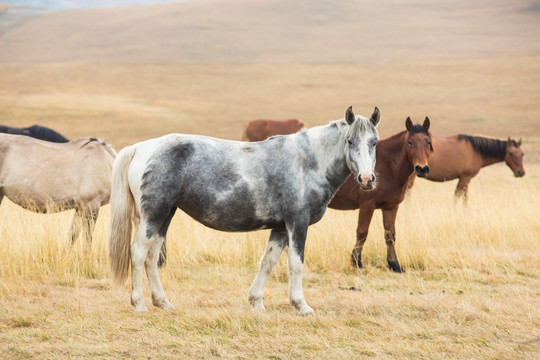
[345, 106, 355, 125]
[405, 117, 413, 131]
[370, 107, 380, 127]
[518, 138, 522, 146]
[507, 137, 512, 148]
[422, 117, 430, 131]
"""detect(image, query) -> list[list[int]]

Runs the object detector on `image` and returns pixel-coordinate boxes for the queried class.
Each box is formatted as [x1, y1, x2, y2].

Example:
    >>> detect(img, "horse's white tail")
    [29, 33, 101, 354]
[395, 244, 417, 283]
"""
[109, 145, 137, 285]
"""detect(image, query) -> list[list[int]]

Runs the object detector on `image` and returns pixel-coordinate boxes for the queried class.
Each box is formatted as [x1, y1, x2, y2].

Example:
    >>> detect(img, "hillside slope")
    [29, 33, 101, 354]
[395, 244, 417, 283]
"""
[0, 0, 539, 63]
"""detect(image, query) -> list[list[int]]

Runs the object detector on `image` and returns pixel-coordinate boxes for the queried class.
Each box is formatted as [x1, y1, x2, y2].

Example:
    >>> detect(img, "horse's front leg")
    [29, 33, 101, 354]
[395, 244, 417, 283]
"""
[287, 221, 313, 316]
[248, 229, 287, 311]
[352, 206, 374, 268]
[382, 206, 405, 273]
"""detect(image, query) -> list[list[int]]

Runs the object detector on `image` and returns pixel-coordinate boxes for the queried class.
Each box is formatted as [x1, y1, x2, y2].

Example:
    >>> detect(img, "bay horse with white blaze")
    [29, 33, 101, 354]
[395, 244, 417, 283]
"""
[422, 135, 525, 202]
[0, 134, 116, 243]
[241, 118, 306, 141]
[109, 106, 380, 314]
[329, 117, 433, 273]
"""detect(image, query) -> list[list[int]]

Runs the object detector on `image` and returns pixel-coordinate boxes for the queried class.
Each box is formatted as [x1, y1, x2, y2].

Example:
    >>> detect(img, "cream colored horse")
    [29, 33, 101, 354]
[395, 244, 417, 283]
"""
[0, 134, 116, 243]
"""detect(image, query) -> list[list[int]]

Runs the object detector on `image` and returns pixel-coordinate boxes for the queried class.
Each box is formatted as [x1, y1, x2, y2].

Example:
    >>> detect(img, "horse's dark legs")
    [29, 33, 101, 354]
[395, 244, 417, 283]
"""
[352, 207, 374, 268]
[382, 206, 404, 273]
[248, 229, 288, 311]
[455, 177, 471, 205]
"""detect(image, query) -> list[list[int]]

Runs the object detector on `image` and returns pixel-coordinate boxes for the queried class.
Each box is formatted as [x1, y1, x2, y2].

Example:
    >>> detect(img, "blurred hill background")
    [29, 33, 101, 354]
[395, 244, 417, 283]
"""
[0, 0, 539, 150]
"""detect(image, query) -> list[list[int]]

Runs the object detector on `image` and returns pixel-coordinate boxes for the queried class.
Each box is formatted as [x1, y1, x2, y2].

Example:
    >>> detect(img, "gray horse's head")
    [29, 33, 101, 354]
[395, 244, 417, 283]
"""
[344, 106, 380, 190]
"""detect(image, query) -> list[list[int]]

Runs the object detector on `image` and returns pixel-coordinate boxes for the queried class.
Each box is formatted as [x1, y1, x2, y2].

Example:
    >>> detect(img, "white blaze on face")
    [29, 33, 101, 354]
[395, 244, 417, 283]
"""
[346, 118, 378, 186]
[357, 137, 376, 186]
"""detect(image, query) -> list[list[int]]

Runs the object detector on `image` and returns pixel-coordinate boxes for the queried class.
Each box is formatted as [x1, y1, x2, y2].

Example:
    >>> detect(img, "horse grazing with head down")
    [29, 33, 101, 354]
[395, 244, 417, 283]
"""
[109, 106, 380, 314]
[421, 135, 525, 203]
[0, 124, 69, 143]
[329, 117, 433, 273]
[0, 134, 116, 243]
[241, 118, 306, 141]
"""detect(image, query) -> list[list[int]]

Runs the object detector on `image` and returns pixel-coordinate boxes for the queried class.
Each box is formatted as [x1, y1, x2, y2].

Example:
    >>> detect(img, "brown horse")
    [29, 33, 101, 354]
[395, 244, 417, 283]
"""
[328, 117, 433, 272]
[423, 135, 525, 202]
[241, 118, 306, 141]
[0, 134, 116, 243]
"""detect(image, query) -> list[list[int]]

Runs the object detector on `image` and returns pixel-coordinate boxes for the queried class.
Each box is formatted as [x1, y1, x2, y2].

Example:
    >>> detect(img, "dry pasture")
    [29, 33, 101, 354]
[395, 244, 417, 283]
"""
[0, 163, 539, 359]
[0, 0, 540, 358]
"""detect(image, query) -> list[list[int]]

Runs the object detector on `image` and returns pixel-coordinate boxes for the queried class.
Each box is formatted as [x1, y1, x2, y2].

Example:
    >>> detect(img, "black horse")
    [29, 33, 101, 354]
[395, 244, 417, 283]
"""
[0, 125, 69, 143]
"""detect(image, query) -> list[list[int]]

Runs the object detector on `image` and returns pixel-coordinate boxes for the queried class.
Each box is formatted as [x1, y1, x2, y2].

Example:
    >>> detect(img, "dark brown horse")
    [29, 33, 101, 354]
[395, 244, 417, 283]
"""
[423, 135, 525, 202]
[241, 118, 306, 141]
[328, 117, 433, 272]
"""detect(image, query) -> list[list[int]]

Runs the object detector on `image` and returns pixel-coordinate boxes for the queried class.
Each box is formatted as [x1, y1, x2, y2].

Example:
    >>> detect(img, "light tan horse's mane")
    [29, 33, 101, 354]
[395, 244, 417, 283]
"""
[77, 137, 117, 158]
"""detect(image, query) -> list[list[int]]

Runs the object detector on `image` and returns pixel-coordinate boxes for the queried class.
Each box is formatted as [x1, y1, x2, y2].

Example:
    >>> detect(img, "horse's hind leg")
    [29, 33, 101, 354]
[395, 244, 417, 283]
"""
[68, 210, 83, 244]
[248, 229, 287, 311]
[146, 208, 176, 310]
[130, 220, 153, 312]
[455, 177, 471, 205]
[383, 206, 405, 273]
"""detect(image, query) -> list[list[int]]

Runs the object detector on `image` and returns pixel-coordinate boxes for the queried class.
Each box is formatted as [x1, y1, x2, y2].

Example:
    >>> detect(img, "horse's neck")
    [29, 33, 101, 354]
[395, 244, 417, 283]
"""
[306, 124, 350, 190]
[379, 133, 413, 185]
[480, 153, 505, 167]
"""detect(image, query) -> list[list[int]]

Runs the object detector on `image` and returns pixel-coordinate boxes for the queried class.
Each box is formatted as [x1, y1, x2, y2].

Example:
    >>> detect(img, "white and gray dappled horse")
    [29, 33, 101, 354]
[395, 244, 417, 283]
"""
[0, 134, 116, 243]
[109, 106, 380, 315]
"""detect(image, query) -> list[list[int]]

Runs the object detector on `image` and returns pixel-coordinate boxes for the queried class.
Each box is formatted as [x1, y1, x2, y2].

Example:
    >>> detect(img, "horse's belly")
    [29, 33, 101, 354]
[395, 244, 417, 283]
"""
[181, 205, 285, 232]
[177, 194, 285, 232]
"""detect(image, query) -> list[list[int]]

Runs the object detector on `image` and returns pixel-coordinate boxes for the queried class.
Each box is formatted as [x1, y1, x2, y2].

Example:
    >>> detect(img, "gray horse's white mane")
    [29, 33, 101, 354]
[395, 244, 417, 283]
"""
[330, 117, 374, 138]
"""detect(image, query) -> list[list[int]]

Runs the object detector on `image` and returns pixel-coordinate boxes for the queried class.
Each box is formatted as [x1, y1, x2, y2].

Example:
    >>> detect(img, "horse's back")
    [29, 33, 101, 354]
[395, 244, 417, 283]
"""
[0, 134, 115, 209]
[426, 135, 481, 181]
[243, 118, 305, 142]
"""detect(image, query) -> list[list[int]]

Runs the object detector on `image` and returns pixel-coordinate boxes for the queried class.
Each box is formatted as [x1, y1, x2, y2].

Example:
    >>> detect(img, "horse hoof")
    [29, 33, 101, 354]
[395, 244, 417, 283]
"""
[134, 303, 148, 312]
[351, 254, 363, 269]
[248, 296, 266, 311]
[298, 306, 314, 316]
[388, 261, 405, 273]
[153, 298, 174, 310]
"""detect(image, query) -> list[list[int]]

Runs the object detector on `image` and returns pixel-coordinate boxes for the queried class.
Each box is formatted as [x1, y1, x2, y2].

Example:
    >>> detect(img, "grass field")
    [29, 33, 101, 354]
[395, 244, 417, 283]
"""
[1, 1, 540, 358]
[1, 159, 539, 359]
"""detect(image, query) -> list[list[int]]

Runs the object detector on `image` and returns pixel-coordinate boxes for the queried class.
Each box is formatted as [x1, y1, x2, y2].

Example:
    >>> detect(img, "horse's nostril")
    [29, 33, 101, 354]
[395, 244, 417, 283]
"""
[424, 165, 430, 173]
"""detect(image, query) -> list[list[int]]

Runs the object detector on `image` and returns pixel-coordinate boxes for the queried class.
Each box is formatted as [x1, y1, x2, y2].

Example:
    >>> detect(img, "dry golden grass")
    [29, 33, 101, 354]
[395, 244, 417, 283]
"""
[1, 160, 539, 359]
[1, 0, 539, 357]
[1, 57, 539, 150]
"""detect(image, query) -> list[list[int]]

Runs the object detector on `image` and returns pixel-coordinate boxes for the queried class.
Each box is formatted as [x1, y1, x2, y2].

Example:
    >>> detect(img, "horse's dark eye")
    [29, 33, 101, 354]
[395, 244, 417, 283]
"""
[408, 141, 413, 147]
[347, 139, 352, 145]
[373, 141, 377, 147]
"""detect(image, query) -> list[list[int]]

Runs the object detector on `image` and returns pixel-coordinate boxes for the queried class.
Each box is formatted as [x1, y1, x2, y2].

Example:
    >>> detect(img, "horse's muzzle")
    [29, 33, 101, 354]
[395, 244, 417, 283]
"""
[415, 165, 430, 178]
[514, 170, 525, 177]
[359, 174, 376, 191]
